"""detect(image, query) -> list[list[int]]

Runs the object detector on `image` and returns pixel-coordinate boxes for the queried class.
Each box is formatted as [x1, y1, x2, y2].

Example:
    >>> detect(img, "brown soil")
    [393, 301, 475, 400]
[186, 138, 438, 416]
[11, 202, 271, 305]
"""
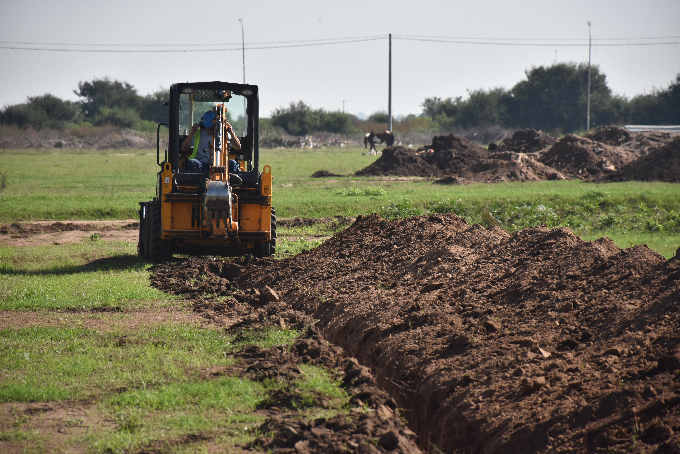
[355, 129, 680, 184]
[609, 136, 680, 182]
[495, 129, 558, 154]
[0, 306, 209, 332]
[538, 134, 638, 181]
[0, 401, 115, 454]
[357, 135, 562, 183]
[0, 220, 138, 236]
[150, 261, 422, 453]
[150, 214, 680, 453]
[583, 126, 633, 147]
[0, 220, 139, 247]
[311, 170, 344, 178]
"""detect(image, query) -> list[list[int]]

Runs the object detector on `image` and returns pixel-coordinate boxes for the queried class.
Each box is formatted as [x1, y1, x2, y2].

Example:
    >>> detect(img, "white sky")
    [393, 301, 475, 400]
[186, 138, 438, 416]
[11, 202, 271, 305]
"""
[1, 0, 679, 118]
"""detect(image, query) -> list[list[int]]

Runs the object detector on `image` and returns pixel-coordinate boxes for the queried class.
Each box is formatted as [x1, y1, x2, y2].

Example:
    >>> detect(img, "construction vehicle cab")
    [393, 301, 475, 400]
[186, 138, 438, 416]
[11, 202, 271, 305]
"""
[138, 81, 275, 262]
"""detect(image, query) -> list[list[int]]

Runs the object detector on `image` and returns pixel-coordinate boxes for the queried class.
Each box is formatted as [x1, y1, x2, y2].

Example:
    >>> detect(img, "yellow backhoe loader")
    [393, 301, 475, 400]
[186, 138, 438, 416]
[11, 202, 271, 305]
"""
[138, 81, 275, 262]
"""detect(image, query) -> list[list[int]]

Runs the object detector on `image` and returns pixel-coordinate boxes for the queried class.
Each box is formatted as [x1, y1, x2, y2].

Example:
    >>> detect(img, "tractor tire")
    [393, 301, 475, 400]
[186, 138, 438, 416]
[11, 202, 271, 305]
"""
[138, 203, 147, 258]
[148, 200, 163, 263]
[270, 207, 277, 255]
[257, 241, 271, 258]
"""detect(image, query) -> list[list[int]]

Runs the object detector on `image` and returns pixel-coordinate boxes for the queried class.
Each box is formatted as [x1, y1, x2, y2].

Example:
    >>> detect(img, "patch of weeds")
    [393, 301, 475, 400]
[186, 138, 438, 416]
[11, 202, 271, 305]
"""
[108, 377, 264, 413]
[232, 327, 300, 349]
[0, 429, 41, 442]
[114, 408, 146, 433]
[276, 237, 322, 258]
[336, 186, 386, 197]
[0, 168, 6, 192]
[380, 199, 422, 219]
[89, 232, 102, 242]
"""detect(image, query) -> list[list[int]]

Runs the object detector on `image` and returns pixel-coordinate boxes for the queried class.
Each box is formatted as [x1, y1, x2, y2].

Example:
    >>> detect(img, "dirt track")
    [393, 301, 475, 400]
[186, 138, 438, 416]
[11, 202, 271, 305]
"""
[151, 214, 680, 453]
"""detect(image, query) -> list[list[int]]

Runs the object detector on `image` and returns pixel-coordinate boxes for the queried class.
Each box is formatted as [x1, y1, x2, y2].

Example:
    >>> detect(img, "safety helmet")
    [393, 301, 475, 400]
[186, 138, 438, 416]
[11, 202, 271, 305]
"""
[201, 110, 215, 128]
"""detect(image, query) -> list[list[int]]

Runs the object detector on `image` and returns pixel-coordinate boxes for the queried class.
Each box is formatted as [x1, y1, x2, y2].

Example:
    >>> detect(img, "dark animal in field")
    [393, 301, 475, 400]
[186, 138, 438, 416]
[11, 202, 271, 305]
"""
[364, 131, 395, 154]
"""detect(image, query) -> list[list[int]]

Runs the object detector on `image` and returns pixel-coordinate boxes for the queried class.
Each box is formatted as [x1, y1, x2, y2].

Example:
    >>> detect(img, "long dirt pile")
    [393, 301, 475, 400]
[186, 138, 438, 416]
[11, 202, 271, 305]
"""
[351, 128, 679, 183]
[152, 215, 680, 453]
[356, 134, 561, 183]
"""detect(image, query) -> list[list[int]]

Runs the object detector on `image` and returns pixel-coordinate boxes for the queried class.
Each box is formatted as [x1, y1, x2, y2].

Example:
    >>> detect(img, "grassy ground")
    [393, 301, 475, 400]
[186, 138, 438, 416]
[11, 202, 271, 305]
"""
[1, 146, 678, 257]
[0, 238, 347, 453]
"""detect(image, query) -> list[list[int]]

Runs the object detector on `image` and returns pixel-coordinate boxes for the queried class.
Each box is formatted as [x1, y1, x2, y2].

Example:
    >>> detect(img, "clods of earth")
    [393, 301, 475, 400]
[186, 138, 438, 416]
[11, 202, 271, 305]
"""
[349, 127, 680, 184]
[151, 214, 680, 453]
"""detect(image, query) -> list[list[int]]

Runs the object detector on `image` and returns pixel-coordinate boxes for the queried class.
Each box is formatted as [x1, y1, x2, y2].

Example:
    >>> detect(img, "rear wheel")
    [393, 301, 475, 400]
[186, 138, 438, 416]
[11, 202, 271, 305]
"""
[147, 200, 172, 263]
[270, 207, 277, 255]
[137, 203, 147, 258]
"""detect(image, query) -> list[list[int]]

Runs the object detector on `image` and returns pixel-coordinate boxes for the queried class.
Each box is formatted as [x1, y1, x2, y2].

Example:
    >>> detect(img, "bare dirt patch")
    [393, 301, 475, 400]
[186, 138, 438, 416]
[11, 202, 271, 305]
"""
[0, 401, 114, 454]
[0, 306, 210, 332]
[0, 220, 139, 247]
[150, 214, 680, 453]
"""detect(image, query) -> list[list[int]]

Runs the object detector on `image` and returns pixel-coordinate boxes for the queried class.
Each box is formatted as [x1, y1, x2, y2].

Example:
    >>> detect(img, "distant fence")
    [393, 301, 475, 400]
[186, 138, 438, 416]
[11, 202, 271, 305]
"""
[624, 125, 680, 133]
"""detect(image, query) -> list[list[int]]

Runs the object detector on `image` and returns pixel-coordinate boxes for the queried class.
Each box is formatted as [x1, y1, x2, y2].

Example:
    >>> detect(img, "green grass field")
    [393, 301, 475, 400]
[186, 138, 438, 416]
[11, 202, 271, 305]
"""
[1, 146, 678, 257]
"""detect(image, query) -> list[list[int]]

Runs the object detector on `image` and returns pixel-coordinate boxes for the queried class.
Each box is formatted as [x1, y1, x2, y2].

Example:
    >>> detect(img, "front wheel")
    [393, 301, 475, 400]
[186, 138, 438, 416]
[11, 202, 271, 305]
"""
[270, 207, 276, 255]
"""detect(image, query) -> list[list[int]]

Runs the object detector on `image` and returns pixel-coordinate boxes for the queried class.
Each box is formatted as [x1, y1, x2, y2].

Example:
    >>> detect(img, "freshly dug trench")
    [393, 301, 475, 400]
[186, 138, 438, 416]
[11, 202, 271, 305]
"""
[152, 214, 680, 453]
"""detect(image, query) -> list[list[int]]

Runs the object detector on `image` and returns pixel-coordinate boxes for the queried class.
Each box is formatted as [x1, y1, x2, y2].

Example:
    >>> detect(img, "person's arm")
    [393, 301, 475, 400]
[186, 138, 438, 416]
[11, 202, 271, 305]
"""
[181, 123, 200, 152]
[225, 122, 241, 150]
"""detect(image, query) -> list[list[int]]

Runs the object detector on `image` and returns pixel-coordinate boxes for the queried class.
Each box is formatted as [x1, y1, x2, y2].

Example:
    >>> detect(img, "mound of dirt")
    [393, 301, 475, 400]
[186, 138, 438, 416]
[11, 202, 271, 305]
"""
[495, 129, 557, 154]
[539, 134, 638, 180]
[356, 135, 490, 178]
[151, 214, 680, 453]
[620, 130, 679, 157]
[583, 126, 633, 147]
[355, 134, 564, 183]
[310, 170, 343, 178]
[355, 146, 442, 177]
[609, 135, 680, 182]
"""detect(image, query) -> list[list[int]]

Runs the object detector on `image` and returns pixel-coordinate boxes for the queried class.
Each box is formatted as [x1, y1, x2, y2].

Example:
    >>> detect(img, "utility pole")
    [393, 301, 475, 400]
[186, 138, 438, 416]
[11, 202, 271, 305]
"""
[239, 19, 245, 84]
[388, 33, 392, 133]
[587, 21, 592, 131]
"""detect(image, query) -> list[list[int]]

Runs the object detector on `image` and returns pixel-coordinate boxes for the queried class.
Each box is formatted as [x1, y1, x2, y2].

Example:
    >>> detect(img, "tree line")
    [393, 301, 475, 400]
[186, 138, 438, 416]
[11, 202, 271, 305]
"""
[1, 64, 679, 135]
[0, 78, 167, 132]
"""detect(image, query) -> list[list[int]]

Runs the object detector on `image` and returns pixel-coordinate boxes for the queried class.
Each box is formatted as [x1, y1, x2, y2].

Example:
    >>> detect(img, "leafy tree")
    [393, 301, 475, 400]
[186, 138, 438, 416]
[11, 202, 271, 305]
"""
[368, 110, 390, 123]
[74, 77, 141, 120]
[0, 94, 81, 130]
[455, 87, 511, 128]
[631, 73, 680, 125]
[140, 88, 169, 124]
[93, 106, 142, 128]
[421, 96, 462, 119]
[660, 74, 680, 124]
[507, 63, 612, 132]
[271, 101, 356, 135]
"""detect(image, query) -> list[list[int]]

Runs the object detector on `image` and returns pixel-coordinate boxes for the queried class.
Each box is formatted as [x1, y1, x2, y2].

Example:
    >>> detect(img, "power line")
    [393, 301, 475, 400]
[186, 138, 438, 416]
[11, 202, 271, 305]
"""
[393, 36, 680, 47]
[1, 33, 678, 53]
[396, 34, 680, 42]
[0, 35, 387, 47]
[0, 36, 387, 53]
